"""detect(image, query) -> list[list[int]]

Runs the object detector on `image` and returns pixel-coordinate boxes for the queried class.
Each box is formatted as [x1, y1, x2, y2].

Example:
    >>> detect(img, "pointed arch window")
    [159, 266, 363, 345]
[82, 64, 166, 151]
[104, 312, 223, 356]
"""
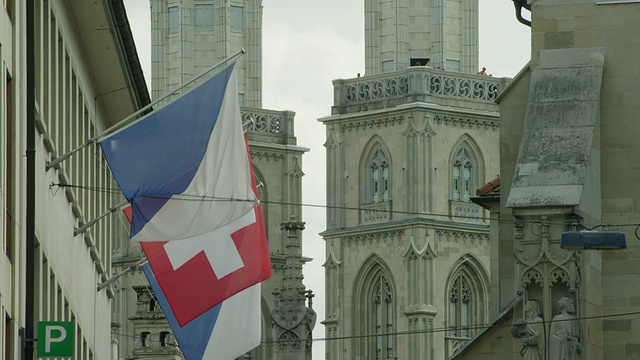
[452, 148, 474, 202]
[355, 259, 396, 359]
[372, 274, 393, 359]
[370, 148, 389, 203]
[449, 275, 471, 337]
[445, 259, 487, 353]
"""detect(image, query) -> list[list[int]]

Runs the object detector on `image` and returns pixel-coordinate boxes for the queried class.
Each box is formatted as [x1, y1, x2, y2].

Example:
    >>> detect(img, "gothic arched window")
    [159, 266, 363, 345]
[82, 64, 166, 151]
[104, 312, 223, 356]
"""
[451, 147, 476, 202]
[369, 148, 390, 203]
[353, 257, 396, 359]
[445, 256, 488, 352]
[372, 274, 393, 359]
[449, 274, 471, 337]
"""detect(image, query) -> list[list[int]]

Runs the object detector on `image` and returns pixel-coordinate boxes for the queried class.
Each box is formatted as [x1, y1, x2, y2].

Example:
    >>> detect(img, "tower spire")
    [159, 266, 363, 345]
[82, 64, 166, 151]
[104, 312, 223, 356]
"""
[272, 216, 316, 360]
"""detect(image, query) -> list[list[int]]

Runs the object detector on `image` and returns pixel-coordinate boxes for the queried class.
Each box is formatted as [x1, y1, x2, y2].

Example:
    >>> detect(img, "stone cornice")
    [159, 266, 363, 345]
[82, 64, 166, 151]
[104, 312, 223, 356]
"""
[340, 115, 405, 132]
[342, 230, 404, 247]
[433, 113, 499, 131]
[250, 150, 286, 162]
[435, 229, 490, 245]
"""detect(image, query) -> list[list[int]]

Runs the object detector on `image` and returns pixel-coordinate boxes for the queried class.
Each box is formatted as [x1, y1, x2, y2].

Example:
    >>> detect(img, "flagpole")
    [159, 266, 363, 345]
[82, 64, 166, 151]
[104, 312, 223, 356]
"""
[96, 257, 147, 292]
[46, 48, 246, 171]
[74, 200, 128, 236]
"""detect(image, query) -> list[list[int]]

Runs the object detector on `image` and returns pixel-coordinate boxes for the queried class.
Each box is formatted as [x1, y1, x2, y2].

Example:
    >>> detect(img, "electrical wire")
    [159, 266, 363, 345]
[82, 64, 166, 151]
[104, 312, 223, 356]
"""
[110, 307, 640, 345]
[50, 182, 640, 230]
[63, 181, 640, 347]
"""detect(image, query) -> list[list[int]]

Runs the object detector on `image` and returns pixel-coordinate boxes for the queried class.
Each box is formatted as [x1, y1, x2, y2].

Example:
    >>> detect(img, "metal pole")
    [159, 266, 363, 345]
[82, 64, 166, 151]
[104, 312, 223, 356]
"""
[45, 48, 246, 171]
[74, 200, 128, 236]
[97, 258, 147, 292]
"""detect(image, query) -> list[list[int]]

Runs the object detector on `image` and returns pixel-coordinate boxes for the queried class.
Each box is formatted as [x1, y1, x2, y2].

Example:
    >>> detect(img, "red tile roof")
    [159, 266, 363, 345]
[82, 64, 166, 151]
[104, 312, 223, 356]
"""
[476, 177, 500, 196]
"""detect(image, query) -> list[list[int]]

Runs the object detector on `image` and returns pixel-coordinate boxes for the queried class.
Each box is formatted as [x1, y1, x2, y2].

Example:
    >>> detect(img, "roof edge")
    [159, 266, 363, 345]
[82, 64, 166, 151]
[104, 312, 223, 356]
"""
[104, 0, 152, 111]
[450, 297, 522, 359]
[495, 60, 531, 103]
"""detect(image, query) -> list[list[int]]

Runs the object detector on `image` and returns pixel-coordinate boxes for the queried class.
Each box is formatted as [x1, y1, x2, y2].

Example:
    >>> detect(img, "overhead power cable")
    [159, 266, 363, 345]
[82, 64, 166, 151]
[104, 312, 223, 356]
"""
[50, 182, 640, 230]
[110, 307, 640, 345]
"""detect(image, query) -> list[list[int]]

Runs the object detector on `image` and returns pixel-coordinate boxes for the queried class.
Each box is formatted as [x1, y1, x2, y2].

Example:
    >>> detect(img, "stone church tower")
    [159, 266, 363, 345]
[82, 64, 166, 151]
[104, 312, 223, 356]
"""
[364, 0, 479, 75]
[111, 1, 315, 359]
[320, 1, 504, 358]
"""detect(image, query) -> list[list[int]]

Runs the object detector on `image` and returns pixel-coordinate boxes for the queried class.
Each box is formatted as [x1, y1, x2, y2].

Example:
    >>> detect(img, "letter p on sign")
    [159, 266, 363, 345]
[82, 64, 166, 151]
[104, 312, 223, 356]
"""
[37, 321, 74, 357]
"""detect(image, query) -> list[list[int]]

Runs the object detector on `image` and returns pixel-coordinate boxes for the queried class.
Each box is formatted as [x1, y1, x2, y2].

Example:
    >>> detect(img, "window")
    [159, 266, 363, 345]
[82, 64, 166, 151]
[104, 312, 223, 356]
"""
[195, 4, 214, 30]
[168, 6, 179, 34]
[445, 257, 488, 345]
[230, 6, 244, 33]
[452, 148, 474, 202]
[369, 148, 389, 203]
[160, 331, 170, 346]
[238, 93, 245, 107]
[5, 72, 13, 262]
[449, 275, 470, 337]
[372, 274, 393, 359]
[141, 332, 150, 347]
[5, 314, 11, 360]
[354, 257, 395, 359]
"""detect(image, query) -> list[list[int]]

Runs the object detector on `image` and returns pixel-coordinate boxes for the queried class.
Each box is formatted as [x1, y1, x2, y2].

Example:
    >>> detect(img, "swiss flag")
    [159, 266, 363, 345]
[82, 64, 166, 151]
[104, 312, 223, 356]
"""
[124, 136, 271, 326]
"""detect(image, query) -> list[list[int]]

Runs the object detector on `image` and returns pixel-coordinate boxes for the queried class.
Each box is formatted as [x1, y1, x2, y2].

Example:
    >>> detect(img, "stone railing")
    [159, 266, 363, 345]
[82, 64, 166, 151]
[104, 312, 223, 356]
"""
[446, 335, 470, 357]
[449, 200, 486, 224]
[332, 68, 507, 114]
[241, 107, 297, 145]
[360, 201, 392, 224]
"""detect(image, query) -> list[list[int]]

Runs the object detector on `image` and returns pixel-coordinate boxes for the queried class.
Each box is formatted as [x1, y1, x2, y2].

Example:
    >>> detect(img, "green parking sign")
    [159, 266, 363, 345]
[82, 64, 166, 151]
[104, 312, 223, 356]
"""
[37, 321, 74, 357]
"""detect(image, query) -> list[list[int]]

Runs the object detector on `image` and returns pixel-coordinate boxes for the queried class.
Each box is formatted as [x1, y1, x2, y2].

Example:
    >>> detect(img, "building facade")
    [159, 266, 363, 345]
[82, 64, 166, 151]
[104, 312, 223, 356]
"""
[320, 1, 506, 359]
[111, 1, 316, 359]
[0, 0, 149, 359]
[454, 0, 640, 359]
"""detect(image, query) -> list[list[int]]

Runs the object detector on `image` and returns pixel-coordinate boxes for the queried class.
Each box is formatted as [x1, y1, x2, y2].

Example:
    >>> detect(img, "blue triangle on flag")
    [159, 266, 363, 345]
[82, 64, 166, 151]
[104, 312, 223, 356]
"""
[143, 263, 221, 359]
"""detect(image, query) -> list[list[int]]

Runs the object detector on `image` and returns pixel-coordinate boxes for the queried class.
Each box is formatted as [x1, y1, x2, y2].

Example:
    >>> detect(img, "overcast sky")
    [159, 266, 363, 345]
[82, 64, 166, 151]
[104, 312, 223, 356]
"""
[122, 1, 530, 358]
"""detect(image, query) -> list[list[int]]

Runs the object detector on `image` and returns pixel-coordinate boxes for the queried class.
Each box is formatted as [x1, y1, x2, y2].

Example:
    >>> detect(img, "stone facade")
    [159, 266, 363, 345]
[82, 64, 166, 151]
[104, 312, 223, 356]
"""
[322, 57, 504, 360]
[455, 0, 640, 359]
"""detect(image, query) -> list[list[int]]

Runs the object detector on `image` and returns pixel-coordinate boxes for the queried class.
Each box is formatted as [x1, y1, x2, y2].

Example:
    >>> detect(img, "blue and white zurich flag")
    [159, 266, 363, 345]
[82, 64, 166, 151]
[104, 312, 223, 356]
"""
[100, 63, 257, 241]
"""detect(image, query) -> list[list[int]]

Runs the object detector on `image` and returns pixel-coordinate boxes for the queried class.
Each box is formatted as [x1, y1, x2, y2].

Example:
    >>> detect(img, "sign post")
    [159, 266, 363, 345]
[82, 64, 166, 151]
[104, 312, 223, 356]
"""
[37, 321, 74, 358]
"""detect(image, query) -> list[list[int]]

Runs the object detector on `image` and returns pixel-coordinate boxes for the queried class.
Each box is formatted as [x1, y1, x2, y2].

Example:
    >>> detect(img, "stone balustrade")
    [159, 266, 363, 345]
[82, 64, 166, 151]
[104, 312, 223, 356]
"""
[241, 107, 297, 145]
[331, 68, 508, 115]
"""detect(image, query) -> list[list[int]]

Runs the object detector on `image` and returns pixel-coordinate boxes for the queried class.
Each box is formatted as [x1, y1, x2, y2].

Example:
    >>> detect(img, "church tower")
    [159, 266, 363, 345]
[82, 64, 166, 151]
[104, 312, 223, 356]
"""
[150, 0, 262, 107]
[322, 1, 503, 359]
[364, 0, 478, 74]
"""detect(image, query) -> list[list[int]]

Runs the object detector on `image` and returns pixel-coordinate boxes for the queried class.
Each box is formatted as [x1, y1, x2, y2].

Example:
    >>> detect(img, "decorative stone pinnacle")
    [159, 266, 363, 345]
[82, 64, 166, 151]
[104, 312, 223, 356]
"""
[281, 215, 306, 231]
